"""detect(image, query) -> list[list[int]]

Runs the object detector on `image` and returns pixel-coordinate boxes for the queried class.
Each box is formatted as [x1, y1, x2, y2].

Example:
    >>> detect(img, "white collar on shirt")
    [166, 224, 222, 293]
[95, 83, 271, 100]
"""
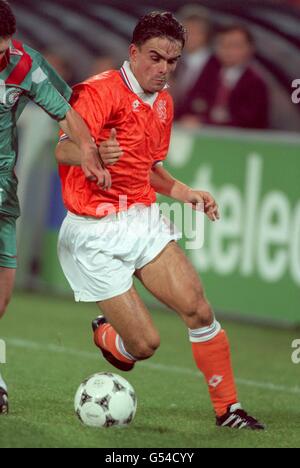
[120, 60, 168, 108]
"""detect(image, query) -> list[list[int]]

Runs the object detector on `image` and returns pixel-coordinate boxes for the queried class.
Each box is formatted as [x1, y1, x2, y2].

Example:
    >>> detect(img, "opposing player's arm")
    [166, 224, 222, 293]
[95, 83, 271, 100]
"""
[150, 164, 220, 221]
[27, 58, 111, 188]
[55, 139, 81, 166]
[56, 128, 123, 167]
[25, 45, 72, 102]
[56, 83, 122, 185]
[56, 130, 111, 189]
[57, 105, 111, 188]
[56, 132, 118, 173]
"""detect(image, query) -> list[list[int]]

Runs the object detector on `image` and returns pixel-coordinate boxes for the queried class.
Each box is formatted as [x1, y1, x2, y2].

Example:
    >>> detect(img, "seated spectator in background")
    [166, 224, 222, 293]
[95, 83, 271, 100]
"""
[176, 25, 269, 130]
[172, 6, 213, 115]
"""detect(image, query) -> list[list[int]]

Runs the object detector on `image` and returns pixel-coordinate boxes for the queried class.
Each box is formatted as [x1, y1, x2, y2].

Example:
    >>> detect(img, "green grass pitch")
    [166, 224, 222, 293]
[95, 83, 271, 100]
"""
[0, 292, 299, 448]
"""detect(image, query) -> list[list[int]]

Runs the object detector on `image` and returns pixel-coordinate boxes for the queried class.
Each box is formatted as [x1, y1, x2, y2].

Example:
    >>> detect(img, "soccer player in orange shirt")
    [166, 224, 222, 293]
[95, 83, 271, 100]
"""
[56, 12, 264, 430]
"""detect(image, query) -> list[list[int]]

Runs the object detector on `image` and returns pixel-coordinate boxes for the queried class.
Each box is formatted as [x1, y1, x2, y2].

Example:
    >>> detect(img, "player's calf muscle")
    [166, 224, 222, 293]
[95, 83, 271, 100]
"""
[174, 285, 214, 329]
[173, 265, 215, 327]
[192, 297, 214, 328]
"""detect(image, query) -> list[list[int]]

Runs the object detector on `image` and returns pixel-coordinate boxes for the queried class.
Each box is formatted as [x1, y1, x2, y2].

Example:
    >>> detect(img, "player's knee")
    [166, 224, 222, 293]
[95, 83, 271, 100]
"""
[129, 334, 160, 360]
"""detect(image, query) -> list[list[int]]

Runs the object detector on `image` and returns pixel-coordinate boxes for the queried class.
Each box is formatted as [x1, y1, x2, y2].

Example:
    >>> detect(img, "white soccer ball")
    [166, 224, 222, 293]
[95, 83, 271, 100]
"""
[74, 372, 137, 428]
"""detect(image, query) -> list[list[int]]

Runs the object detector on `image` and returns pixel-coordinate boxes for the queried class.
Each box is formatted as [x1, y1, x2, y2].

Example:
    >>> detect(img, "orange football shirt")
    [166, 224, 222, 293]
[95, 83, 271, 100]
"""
[59, 64, 174, 218]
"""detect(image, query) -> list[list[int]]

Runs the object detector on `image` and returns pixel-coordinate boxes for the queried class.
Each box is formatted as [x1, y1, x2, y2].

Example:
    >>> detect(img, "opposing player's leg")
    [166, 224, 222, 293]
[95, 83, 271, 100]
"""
[0, 214, 17, 317]
[135, 241, 264, 429]
[0, 267, 16, 318]
[0, 269, 15, 415]
[0, 215, 18, 415]
[93, 285, 160, 371]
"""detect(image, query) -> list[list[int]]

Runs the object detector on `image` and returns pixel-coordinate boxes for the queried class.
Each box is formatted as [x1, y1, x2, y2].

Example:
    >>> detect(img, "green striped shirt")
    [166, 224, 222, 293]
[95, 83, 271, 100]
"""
[0, 40, 72, 217]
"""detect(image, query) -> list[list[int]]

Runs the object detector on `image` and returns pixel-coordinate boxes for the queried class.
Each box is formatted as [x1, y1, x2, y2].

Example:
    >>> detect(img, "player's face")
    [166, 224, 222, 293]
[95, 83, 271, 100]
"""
[216, 31, 253, 68]
[130, 37, 182, 93]
[0, 36, 11, 59]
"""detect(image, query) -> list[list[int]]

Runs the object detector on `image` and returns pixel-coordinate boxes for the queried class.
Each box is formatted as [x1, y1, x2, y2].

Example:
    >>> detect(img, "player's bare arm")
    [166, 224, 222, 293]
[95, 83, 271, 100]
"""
[98, 129, 124, 166]
[150, 164, 220, 221]
[56, 137, 111, 190]
[56, 128, 122, 170]
[58, 108, 111, 189]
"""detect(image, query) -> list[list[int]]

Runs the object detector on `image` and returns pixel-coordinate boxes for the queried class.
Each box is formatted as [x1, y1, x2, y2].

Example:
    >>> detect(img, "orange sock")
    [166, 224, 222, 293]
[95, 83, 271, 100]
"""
[191, 329, 238, 417]
[94, 323, 135, 365]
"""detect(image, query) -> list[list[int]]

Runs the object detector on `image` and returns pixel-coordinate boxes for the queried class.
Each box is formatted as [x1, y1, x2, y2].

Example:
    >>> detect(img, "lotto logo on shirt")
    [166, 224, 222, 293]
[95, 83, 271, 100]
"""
[132, 99, 140, 111]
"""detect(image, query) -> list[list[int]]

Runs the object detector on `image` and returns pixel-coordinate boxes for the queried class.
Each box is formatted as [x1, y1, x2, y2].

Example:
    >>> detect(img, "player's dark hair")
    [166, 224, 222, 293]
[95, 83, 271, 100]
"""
[132, 11, 186, 48]
[0, 1, 16, 37]
[217, 24, 255, 46]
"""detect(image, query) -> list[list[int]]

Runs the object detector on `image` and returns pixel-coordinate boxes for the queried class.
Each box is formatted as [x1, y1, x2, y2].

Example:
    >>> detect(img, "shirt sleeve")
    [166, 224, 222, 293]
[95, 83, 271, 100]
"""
[26, 51, 71, 121]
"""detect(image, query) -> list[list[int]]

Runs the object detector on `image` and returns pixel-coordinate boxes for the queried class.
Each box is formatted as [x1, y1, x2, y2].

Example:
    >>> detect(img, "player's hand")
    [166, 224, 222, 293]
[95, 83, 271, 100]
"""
[81, 146, 112, 190]
[186, 190, 220, 222]
[99, 128, 124, 166]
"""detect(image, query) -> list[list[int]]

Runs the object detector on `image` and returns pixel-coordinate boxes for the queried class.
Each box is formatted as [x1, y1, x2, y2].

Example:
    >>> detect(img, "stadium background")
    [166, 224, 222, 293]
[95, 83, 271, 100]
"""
[13, 0, 300, 326]
[1, 0, 300, 448]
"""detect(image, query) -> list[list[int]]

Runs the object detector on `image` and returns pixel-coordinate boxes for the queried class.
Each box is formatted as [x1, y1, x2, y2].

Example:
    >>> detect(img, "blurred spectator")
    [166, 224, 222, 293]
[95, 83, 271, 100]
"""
[172, 6, 213, 116]
[176, 25, 270, 130]
[42, 49, 75, 84]
[89, 55, 119, 76]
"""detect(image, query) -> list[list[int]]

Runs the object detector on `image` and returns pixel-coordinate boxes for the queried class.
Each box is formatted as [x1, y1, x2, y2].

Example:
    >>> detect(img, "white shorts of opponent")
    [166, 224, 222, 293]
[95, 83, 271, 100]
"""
[58, 203, 182, 302]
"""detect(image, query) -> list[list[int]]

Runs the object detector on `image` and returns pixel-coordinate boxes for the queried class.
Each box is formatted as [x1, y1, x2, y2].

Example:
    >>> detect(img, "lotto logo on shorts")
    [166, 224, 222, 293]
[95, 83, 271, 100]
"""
[0, 340, 6, 364]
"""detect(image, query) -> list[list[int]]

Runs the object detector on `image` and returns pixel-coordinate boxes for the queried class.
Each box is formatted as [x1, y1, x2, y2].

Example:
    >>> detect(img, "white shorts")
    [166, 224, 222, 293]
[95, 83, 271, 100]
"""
[58, 203, 182, 302]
